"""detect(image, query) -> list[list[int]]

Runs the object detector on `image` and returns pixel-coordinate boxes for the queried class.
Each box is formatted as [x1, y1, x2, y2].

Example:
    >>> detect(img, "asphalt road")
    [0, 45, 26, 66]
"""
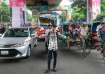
[0, 42, 105, 74]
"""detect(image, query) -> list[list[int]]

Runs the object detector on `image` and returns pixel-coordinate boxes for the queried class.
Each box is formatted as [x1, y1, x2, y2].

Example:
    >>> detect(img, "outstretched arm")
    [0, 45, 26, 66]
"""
[57, 32, 66, 40]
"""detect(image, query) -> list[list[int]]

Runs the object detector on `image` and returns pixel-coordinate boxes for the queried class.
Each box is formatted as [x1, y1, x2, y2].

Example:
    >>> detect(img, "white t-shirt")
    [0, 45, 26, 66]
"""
[96, 24, 102, 32]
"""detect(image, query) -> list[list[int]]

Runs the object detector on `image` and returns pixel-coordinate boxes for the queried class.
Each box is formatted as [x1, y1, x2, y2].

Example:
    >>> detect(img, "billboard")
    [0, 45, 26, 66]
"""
[87, 0, 101, 24]
[10, 0, 26, 27]
[12, 7, 21, 27]
[92, 0, 101, 20]
[9, 0, 25, 8]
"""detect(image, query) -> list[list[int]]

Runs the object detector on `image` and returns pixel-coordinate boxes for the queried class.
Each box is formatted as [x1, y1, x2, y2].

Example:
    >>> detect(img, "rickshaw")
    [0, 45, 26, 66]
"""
[84, 22, 105, 59]
[62, 23, 89, 56]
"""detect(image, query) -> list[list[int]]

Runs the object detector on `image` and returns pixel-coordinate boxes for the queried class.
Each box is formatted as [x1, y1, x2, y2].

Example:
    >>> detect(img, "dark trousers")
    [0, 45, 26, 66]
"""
[45, 42, 48, 51]
[48, 50, 57, 70]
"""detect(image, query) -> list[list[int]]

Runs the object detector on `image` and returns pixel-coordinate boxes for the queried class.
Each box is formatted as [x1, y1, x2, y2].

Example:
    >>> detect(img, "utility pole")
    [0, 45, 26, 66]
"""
[87, 0, 93, 31]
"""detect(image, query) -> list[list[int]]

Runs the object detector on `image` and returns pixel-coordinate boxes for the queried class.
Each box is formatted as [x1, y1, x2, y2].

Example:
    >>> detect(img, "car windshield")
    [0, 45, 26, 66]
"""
[4, 28, 29, 37]
[40, 25, 48, 29]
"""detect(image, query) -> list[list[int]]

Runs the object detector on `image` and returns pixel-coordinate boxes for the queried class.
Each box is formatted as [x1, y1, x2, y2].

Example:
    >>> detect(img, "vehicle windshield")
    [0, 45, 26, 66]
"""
[4, 28, 29, 37]
[40, 24, 48, 29]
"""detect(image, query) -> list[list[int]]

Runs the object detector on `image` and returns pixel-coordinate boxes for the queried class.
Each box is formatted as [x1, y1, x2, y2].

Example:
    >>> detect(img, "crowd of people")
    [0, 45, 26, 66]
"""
[59, 21, 105, 58]
[95, 21, 105, 56]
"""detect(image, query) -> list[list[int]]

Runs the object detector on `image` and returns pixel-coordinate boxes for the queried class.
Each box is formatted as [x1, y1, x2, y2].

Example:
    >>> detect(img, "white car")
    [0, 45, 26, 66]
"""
[0, 34, 2, 37]
[0, 27, 37, 59]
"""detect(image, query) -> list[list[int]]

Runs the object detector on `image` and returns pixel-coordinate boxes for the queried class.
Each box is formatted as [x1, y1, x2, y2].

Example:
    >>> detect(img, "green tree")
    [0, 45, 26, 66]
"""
[0, 2, 10, 23]
[71, 0, 87, 21]
[101, 0, 105, 16]
[95, 0, 105, 20]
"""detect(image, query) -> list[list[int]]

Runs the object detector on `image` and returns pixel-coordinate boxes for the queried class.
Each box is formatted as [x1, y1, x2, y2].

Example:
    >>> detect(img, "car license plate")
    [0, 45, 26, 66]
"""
[1, 51, 9, 55]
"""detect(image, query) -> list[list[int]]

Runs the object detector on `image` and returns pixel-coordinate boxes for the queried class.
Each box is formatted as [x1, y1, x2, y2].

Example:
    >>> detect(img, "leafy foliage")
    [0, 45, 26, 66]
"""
[0, 2, 10, 22]
[96, 0, 105, 20]
[95, 0, 105, 20]
[71, 0, 87, 21]
[101, 0, 105, 16]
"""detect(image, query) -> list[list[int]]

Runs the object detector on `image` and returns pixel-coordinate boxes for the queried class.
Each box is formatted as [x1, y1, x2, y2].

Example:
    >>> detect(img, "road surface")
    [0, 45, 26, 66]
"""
[0, 42, 105, 74]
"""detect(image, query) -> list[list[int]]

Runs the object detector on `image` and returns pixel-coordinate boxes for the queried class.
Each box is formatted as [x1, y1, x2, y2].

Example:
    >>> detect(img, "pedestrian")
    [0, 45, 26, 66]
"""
[96, 22, 103, 37]
[67, 24, 73, 48]
[98, 21, 105, 55]
[45, 21, 64, 73]
[0, 24, 5, 34]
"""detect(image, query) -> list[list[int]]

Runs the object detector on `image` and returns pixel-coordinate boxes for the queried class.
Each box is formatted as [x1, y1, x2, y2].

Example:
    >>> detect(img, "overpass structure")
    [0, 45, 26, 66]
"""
[11, 0, 62, 27]
[11, 0, 72, 27]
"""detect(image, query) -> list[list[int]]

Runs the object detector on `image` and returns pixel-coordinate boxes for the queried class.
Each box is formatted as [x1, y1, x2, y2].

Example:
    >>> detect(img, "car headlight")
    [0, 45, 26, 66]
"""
[12, 38, 31, 47]
[13, 41, 29, 47]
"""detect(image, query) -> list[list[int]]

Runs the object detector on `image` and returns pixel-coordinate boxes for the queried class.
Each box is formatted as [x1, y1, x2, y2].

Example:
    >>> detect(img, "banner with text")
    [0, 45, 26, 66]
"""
[9, 0, 25, 8]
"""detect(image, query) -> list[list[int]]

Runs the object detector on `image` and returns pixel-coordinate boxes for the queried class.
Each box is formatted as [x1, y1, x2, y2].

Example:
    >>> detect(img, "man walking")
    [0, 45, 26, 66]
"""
[45, 22, 59, 73]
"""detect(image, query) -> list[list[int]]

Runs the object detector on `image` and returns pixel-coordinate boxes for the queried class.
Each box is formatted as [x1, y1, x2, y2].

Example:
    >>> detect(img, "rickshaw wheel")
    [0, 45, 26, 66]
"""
[80, 38, 91, 57]
[80, 38, 86, 56]
[101, 44, 105, 62]
[102, 48, 105, 58]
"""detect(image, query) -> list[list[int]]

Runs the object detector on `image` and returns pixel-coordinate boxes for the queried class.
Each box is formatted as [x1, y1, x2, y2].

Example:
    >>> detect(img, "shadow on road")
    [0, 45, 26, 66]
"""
[31, 49, 47, 60]
[59, 47, 89, 59]
[0, 59, 21, 63]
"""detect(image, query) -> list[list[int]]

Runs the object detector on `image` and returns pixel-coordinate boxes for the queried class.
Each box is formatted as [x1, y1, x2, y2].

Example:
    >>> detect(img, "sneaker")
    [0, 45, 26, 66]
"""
[45, 70, 50, 73]
[101, 50, 104, 54]
[51, 69, 57, 72]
